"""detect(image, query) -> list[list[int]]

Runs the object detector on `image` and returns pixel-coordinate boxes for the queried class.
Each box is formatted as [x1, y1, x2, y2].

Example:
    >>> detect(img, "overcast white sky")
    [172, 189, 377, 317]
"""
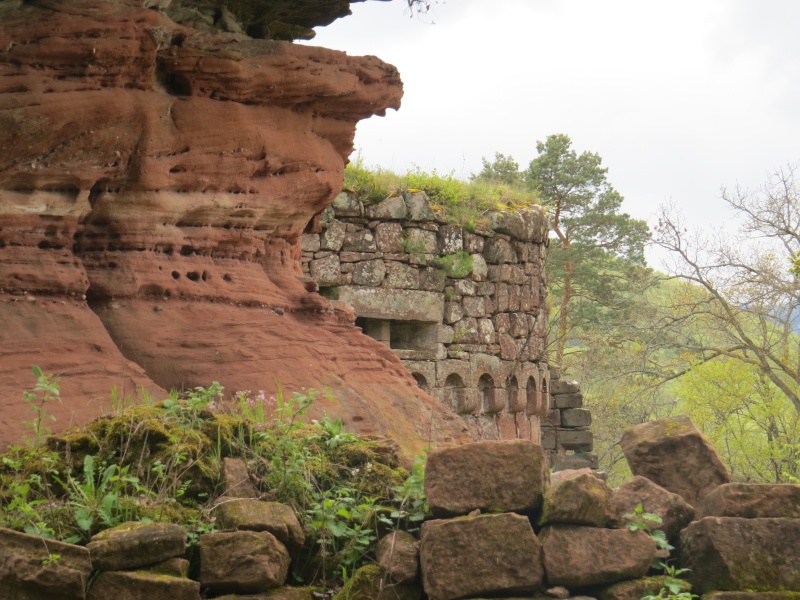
[304, 0, 800, 266]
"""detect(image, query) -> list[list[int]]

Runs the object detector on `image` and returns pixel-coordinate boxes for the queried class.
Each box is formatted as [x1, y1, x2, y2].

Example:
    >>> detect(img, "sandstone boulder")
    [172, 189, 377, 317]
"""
[539, 525, 655, 588]
[0, 527, 91, 600]
[87, 522, 186, 572]
[213, 499, 305, 553]
[620, 415, 730, 505]
[539, 470, 613, 527]
[365, 195, 408, 220]
[608, 476, 695, 540]
[699, 483, 800, 519]
[597, 576, 691, 600]
[220, 457, 259, 498]
[332, 564, 422, 600]
[424, 439, 549, 517]
[215, 587, 322, 600]
[377, 531, 420, 584]
[86, 570, 200, 600]
[702, 594, 800, 600]
[680, 517, 800, 593]
[420, 513, 544, 600]
[404, 192, 437, 221]
[199, 530, 290, 595]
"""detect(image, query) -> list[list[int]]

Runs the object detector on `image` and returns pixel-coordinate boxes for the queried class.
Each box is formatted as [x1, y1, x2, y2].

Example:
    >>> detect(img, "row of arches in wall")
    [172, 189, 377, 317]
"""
[412, 371, 549, 417]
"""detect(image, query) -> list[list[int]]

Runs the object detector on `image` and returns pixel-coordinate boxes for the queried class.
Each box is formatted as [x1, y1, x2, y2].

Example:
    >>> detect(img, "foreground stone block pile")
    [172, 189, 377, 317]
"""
[4, 420, 800, 599]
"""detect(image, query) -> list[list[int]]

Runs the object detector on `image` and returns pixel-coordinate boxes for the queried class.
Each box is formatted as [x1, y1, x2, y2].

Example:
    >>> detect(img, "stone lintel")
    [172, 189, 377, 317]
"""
[337, 286, 443, 322]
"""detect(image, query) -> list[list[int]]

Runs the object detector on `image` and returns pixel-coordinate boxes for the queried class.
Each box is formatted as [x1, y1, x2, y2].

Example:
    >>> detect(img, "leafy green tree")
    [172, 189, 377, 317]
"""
[525, 134, 650, 363]
[676, 357, 800, 483]
[654, 164, 800, 416]
[472, 152, 524, 187]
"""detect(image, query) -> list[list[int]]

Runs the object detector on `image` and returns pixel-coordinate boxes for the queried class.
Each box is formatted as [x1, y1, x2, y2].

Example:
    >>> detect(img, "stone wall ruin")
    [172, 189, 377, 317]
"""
[303, 191, 596, 464]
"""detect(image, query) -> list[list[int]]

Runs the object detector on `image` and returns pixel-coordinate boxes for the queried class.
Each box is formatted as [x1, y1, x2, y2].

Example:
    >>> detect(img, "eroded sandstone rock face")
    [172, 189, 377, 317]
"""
[0, 0, 467, 453]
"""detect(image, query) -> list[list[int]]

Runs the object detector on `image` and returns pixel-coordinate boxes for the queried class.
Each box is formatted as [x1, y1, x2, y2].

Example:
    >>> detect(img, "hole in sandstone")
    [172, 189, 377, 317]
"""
[169, 165, 186, 173]
[108, 262, 118, 269]
[138, 283, 164, 296]
[201, 271, 209, 281]
[186, 271, 200, 282]
[180, 246, 193, 256]
[164, 73, 192, 96]
[171, 34, 186, 47]
[0, 239, 5, 248]
[223, 274, 233, 283]
[37, 241, 64, 250]
[172, 271, 180, 279]
[88, 179, 109, 208]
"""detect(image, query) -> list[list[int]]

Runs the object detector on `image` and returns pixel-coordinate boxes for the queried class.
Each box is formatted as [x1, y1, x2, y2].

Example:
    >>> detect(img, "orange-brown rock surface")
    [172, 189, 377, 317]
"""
[0, 0, 467, 453]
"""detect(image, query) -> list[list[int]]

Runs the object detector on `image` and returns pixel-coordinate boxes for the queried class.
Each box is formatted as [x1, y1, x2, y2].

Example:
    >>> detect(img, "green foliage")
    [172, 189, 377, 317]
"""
[526, 133, 650, 363]
[675, 358, 800, 483]
[641, 564, 696, 600]
[343, 157, 538, 227]
[472, 152, 524, 186]
[343, 154, 395, 205]
[389, 454, 428, 528]
[0, 375, 425, 589]
[22, 366, 61, 446]
[435, 252, 474, 279]
[624, 503, 672, 554]
[55, 454, 150, 542]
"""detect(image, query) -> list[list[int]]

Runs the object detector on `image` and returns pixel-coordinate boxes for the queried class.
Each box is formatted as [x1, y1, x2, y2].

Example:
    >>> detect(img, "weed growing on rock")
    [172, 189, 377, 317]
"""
[0, 375, 429, 590]
[22, 366, 61, 446]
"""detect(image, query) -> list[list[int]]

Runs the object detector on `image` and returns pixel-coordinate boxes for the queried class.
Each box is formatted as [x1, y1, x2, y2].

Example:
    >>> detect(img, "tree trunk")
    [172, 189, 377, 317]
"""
[556, 250, 572, 365]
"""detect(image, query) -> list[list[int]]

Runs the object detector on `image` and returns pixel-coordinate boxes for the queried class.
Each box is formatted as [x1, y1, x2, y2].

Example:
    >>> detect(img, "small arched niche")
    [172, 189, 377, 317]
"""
[526, 376, 540, 415]
[506, 375, 524, 412]
[480, 373, 504, 414]
[444, 373, 469, 414]
[412, 372, 429, 392]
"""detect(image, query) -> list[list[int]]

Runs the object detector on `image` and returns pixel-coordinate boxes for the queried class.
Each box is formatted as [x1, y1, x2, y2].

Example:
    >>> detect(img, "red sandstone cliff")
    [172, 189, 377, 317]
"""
[0, 0, 468, 453]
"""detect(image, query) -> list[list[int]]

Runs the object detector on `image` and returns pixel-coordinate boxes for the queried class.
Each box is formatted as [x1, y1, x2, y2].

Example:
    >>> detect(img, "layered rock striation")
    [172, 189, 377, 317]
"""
[0, 0, 466, 452]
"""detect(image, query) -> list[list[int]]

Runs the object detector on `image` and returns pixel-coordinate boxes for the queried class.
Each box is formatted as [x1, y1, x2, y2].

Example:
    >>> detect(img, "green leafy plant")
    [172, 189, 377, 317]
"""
[162, 381, 223, 430]
[306, 487, 381, 581]
[56, 454, 150, 542]
[624, 502, 673, 572]
[22, 366, 61, 446]
[641, 564, 697, 600]
[311, 416, 359, 450]
[436, 252, 474, 279]
[390, 454, 428, 528]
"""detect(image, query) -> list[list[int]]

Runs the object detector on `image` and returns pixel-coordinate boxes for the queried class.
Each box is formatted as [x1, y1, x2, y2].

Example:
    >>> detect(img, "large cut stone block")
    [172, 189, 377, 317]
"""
[699, 483, 800, 519]
[608, 476, 695, 541]
[337, 286, 443, 322]
[681, 517, 800, 593]
[87, 522, 186, 572]
[539, 470, 613, 527]
[420, 513, 544, 600]
[540, 525, 655, 588]
[0, 527, 92, 600]
[424, 440, 549, 517]
[212, 499, 305, 553]
[199, 531, 290, 595]
[87, 571, 200, 600]
[377, 531, 420, 584]
[621, 415, 730, 505]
